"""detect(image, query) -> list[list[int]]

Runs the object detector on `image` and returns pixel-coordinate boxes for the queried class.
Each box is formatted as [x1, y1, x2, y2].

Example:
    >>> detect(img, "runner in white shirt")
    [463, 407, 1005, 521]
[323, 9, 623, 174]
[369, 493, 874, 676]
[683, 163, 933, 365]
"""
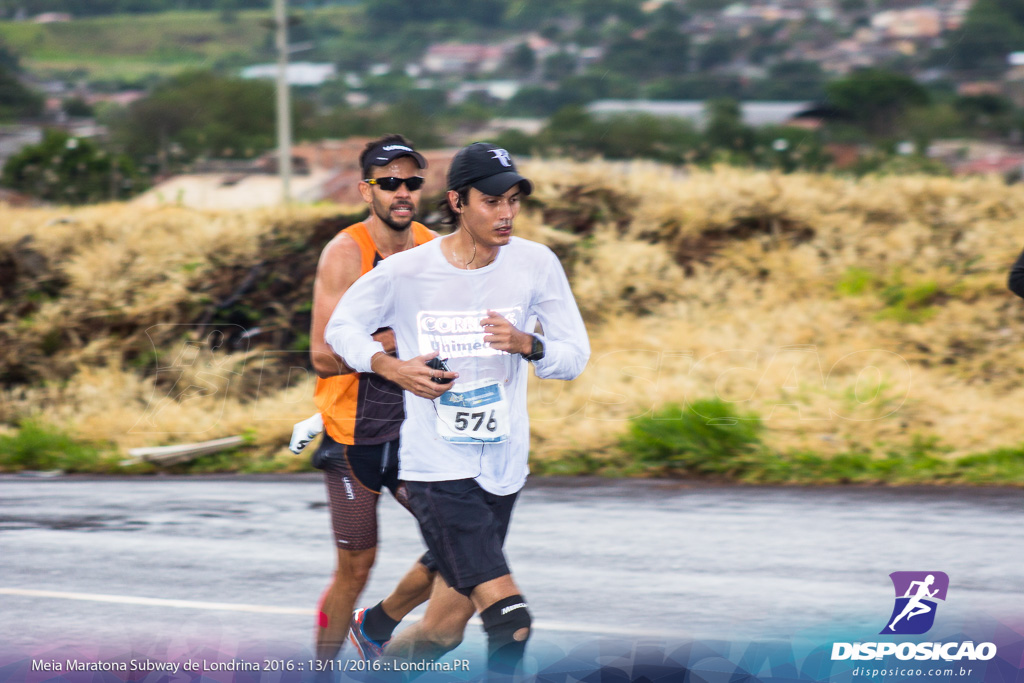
[325, 142, 590, 677]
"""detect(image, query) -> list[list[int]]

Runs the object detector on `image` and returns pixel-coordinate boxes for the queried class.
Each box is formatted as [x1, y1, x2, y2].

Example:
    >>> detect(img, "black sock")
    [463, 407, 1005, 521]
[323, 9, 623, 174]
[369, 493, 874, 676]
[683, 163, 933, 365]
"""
[362, 601, 401, 644]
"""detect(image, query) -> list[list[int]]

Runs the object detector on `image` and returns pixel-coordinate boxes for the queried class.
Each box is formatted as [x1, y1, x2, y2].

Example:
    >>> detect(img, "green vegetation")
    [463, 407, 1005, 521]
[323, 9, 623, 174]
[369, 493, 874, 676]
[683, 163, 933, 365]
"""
[109, 69, 282, 167]
[497, 102, 831, 172]
[955, 447, 1024, 485]
[603, 24, 690, 79]
[877, 279, 942, 324]
[0, 62, 42, 120]
[612, 402, 1024, 486]
[2, 129, 141, 204]
[0, 1, 1020, 182]
[835, 267, 876, 297]
[0, 419, 107, 472]
[0, 40, 42, 120]
[623, 400, 764, 477]
[834, 267, 956, 324]
[0, 0, 271, 17]
[942, 0, 1024, 70]
[0, 7, 356, 82]
[1, 168, 1023, 484]
[298, 97, 445, 150]
[825, 69, 930, 138]
[0, 419, 304, 474]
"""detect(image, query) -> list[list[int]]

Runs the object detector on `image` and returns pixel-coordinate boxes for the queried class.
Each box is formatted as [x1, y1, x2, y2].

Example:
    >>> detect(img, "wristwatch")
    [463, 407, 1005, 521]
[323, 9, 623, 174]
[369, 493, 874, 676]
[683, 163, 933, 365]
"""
[523, 334, 545, 362]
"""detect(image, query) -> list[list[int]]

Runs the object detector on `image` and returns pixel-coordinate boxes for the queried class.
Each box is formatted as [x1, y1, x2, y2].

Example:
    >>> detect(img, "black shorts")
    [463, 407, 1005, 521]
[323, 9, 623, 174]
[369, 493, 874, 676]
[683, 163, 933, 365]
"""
[405, 479, 518, 597]
[317, 434, 404, 550]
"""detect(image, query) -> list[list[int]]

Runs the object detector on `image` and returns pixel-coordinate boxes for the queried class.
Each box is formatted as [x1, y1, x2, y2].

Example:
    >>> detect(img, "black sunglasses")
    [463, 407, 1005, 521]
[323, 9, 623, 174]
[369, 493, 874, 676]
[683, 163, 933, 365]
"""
[364, 176, 425, 191]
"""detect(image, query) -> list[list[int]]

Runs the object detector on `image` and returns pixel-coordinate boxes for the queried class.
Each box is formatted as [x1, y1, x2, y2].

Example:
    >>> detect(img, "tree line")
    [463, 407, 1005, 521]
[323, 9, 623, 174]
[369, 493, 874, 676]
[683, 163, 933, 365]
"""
[0, 0, 267, 18]
[0, 43, 42, 121]
[5, 66, 1023, 204]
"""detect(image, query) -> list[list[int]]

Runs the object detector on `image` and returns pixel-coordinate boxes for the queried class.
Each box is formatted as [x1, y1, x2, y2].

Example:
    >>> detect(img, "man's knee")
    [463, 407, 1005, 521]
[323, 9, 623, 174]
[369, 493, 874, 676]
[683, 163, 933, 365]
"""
[419, 612, 469, 653]
[480, 595, 531, 672]
[334, 547, 376, 591]
[429, 629, 464, 653]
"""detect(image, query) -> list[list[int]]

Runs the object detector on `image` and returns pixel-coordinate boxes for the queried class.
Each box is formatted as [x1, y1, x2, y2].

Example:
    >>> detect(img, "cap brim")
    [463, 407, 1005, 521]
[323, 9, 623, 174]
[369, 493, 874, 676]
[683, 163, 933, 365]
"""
[372, 150, 427, 169]
[472, 171, 533, 197]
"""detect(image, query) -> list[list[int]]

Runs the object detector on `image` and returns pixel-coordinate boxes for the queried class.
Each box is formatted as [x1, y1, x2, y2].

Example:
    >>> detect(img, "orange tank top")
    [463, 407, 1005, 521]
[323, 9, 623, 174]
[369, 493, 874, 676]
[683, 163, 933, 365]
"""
[314, 221, 435, 445]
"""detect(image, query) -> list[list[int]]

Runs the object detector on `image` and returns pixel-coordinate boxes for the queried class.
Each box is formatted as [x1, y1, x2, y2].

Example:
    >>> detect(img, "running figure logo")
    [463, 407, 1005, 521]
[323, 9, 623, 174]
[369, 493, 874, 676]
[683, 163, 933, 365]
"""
[881, 571, 949, 635]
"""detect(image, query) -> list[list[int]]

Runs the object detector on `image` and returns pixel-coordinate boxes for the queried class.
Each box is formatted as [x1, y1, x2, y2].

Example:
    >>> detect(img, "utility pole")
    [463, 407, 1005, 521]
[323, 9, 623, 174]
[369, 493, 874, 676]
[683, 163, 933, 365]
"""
[273, 0, 292, 204]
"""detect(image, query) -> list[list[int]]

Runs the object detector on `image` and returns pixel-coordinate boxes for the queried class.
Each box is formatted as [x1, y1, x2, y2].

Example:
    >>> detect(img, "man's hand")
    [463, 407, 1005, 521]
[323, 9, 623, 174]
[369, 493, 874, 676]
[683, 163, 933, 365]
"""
[371, 351, 458, 400]
[481, 310, 532, 355]
[289, 413, 324, 454]
[372, 327, 397, 355]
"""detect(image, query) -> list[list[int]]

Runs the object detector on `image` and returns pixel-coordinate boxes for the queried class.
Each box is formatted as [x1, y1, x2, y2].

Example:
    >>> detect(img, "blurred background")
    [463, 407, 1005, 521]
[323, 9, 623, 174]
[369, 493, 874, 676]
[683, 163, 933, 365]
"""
[1, 0, 1024, 486]
[1, 0, 1023, 204]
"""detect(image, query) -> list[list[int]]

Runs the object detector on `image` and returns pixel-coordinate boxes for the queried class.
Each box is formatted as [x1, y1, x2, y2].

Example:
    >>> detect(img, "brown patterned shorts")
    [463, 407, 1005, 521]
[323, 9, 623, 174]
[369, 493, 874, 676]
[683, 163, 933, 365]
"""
[318, 433, 408, 551]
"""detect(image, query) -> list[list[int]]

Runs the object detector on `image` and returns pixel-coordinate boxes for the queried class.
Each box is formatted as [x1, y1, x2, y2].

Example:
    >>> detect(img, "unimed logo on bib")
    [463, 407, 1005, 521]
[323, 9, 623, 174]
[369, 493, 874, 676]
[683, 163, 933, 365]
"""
[881, 571, 949, 635]
[416, 307, 522, 358]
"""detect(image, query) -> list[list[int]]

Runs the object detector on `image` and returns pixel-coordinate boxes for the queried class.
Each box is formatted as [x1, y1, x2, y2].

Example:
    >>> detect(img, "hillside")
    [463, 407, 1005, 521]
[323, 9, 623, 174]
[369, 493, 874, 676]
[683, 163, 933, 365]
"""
[0, 0, 274, 17]
[0, 6, 357, 81]
[2, 162, 1024, 483]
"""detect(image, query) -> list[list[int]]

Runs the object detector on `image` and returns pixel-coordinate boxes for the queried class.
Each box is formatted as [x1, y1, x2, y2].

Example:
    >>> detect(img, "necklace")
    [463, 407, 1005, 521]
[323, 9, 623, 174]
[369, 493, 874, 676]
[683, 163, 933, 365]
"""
[447, 235, 496, 270]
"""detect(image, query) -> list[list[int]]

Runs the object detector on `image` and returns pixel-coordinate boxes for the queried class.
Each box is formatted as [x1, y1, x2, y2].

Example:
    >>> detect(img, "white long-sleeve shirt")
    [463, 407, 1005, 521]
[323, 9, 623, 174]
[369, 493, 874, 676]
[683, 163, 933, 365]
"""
[325, 236, 590, 495]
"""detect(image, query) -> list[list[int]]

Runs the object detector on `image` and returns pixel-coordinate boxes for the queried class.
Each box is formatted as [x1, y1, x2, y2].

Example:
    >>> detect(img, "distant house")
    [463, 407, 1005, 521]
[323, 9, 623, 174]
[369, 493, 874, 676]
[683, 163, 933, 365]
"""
[641, 0, 671, 12]
[957, 82, 1003, 97]
[132, 139, 456, 209]
[954, 155, 1024, 178]
[295, 139, 454, 205]
[86, 91, 146, 108]
[0, 188, 36, 206]
[240, 63, 337, 87]
[823, 144, 862, 170]
[0, 124, 103, 168]
[450, 80, 521, 104]
[944, 0, 972, 30]
[587, 100, 816, 128]
[929, 139, 1014, 163]
[1004, 65, 1024, 109]
[819, 42, 903, 75]
[469, 117, 546, 141]
[0, 128, 35, 167]
[872, 8, 942, 39]
[133, 165, 334, 210]
[422, 43, 506, 75]
[33, 12, 71, 23]
[721, 4, 805, 23]
[927, 139, 1024, 179]
[578, 46, 605, 68]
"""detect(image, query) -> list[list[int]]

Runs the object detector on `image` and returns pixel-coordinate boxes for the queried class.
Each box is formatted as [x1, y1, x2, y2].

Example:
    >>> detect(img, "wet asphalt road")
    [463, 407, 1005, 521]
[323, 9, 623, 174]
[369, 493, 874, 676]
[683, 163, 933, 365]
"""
[1, 474, 1022, 661]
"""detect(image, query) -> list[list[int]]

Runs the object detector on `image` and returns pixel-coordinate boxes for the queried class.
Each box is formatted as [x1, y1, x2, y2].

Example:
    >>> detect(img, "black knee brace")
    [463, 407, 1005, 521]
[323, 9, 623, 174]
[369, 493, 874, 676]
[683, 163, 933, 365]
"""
[480, 595, 531, 674]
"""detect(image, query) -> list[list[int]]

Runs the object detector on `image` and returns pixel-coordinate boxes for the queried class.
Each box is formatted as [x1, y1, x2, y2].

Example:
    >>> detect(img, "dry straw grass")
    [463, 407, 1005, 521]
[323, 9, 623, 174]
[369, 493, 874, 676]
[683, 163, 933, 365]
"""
[519, 161, 1024, 465]
[2, 162, 1024, 471]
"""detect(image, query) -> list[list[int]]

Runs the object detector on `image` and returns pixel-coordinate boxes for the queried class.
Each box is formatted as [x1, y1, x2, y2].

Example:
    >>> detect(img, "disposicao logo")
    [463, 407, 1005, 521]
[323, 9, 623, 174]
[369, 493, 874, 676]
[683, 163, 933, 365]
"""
[881, 571, 948, 635]
[830, 572, 997, 662]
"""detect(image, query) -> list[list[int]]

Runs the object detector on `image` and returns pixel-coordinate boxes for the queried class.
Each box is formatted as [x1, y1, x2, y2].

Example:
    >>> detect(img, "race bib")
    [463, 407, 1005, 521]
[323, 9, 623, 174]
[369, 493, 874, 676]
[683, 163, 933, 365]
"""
[434, 379, 509, 443]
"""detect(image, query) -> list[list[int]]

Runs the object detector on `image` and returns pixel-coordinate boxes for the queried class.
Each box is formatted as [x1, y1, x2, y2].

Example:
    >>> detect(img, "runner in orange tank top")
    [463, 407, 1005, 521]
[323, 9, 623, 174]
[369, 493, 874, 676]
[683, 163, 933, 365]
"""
[299, 135, 440, 663]
[313, 220, 433, 446]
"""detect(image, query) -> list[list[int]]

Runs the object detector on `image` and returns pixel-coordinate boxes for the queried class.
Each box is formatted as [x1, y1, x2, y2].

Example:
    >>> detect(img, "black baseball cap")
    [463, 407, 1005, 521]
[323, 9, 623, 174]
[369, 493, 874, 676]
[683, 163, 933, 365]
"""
[447, 142, 533, 196]
[364, 141, 427, 170]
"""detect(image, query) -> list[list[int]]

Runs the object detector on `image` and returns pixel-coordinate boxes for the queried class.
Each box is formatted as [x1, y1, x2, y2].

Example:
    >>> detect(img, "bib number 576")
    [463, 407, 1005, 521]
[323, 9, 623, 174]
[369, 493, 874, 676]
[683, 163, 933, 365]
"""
[453, 410, 498, 433]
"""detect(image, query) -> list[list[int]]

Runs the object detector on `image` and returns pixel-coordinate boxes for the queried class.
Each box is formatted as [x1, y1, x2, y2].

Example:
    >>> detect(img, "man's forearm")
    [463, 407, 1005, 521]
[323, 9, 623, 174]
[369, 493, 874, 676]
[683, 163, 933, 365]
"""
[325, 323, 385, 374]
[369, 351, 402, 382]
[311, 348, 356, 378]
